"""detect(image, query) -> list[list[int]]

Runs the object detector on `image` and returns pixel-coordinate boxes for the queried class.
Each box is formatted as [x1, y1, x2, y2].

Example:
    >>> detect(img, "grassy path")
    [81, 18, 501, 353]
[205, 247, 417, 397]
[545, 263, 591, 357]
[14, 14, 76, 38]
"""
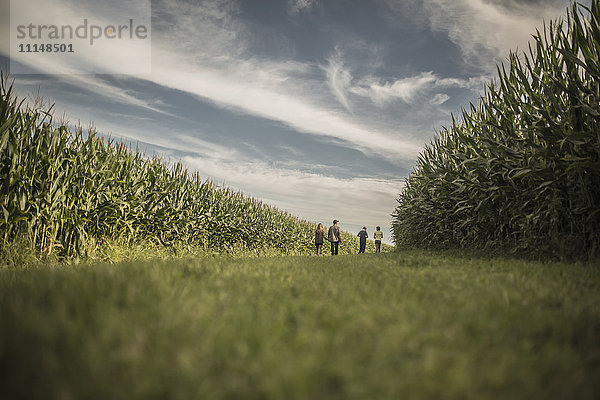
[1, 251, 599, 399]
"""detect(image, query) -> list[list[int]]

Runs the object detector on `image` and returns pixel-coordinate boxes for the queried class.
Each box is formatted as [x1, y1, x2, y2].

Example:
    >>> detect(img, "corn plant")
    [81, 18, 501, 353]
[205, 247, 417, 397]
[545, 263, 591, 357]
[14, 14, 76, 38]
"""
[392, 0, 600, 259]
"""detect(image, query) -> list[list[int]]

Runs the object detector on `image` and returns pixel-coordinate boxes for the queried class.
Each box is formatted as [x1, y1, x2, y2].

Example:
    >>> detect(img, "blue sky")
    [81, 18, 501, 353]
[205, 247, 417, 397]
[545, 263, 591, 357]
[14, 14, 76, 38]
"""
[0, 0, 586, 243]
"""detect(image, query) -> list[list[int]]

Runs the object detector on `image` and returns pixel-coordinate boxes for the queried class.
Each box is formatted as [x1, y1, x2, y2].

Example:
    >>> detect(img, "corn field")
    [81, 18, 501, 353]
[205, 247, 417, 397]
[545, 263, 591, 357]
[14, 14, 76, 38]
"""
[392, 1, 600, 259]
[0, 76, 376, 259]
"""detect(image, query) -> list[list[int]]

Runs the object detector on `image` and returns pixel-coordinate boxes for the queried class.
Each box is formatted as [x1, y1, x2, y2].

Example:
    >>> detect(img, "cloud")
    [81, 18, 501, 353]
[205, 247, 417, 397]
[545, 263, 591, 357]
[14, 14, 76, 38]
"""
[351, 72, 437, 105]
[152, 0, 242, 60]
[324, 50, 353, 111]
[7, 62, 172, 116]
[288, 0, 317, 14]
[385, 0, 573, 69]
[61, 75, 174, 116]
[342, 69, 483, 107]
[430, 93, 450, 105]
[321, 49, 489, 115]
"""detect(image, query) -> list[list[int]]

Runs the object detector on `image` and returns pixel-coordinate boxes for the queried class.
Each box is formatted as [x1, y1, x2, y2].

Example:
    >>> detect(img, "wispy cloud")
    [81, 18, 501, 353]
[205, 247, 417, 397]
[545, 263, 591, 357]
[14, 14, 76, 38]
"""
[430, 93, 450, 105]
[354, 72, 491, 105]
[324, 50, 353, 111]
[351, 72, 438, 105]
[288, 0, 317, 14]
[6, 61, 172, 116]
[322, 55, 485, 109]
[385, 0, 573, 69]
[61, 75, 173, 116]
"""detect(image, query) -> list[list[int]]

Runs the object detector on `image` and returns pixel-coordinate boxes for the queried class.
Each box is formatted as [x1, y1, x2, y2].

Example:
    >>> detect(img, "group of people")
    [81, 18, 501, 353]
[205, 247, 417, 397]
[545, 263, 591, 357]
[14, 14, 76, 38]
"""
[311, 220, 384, 256]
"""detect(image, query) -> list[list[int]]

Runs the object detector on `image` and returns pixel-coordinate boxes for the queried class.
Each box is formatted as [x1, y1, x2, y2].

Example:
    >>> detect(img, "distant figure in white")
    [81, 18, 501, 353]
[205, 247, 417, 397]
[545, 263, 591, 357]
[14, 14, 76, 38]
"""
[374, 226, 383, 253]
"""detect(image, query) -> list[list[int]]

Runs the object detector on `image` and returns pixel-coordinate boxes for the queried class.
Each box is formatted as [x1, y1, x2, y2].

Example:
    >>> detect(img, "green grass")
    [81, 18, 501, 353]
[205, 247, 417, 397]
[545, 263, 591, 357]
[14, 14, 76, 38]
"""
[1, 251, 599, 399]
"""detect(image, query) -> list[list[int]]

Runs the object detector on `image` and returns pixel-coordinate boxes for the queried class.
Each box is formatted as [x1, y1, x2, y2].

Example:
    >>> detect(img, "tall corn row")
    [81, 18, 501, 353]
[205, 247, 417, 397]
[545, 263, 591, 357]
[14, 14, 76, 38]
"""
[0, 74, 370, 258]
[392, 1, 600, 259]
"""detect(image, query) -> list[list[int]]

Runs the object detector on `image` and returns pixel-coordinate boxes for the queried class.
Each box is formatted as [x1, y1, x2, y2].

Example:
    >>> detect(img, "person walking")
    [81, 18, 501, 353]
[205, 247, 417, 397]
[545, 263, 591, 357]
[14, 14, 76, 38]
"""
[328, 219, 342, 255]
[374, 226, 383, 253]
[357, 227, 368, 254]
[311, 223, 325, 256]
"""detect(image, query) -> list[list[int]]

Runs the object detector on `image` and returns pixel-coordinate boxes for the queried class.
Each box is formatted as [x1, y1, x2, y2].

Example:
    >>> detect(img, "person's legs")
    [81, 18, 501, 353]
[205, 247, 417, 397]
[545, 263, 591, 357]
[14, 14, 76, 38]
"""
[375, 240, 381, 253]
[317, 244, 322, 256]
[331, 241, 335, 255]
[359, 242, 366, 253]
[334, 242, 339, 255]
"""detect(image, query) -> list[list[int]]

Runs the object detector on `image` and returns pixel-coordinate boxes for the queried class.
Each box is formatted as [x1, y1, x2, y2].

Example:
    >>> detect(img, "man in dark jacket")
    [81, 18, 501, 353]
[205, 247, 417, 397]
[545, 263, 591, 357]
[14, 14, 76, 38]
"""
[357, 227, 368, 254]
[328, 219, 342, 255]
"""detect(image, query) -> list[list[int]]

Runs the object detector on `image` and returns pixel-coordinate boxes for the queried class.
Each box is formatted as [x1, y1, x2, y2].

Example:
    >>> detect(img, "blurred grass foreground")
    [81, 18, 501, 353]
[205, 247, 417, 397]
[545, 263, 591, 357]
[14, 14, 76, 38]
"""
[1, 251, 599, 399]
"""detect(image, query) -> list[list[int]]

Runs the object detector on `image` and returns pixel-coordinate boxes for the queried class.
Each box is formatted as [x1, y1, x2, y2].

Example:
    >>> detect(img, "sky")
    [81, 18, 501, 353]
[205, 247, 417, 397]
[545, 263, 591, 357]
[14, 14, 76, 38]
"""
[0, 0, 587, 244]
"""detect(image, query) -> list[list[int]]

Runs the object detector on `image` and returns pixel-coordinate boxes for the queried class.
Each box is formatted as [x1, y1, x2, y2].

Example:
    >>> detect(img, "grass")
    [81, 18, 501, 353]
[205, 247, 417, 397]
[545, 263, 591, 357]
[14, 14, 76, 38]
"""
[1, 250, 599, 399]
[0, 235, 393, 268]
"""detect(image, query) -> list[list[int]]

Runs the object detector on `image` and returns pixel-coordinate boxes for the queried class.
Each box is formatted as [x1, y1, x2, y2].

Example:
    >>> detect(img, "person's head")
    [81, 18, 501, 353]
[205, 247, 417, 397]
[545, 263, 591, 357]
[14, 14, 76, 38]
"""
[376, 226, 381, 231]
[333, 219, 339, 225]
[362, 227, 366, 230]
[317, 223, 323, 232]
